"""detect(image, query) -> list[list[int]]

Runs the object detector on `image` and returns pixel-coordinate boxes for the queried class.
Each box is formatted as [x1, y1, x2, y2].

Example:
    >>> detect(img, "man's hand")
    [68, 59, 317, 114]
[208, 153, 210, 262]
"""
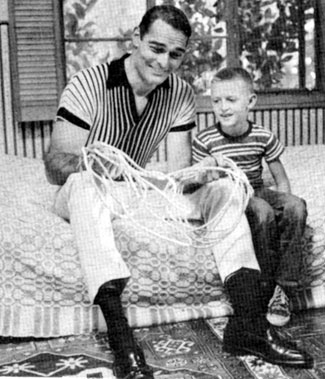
[88, 152, 124, 180]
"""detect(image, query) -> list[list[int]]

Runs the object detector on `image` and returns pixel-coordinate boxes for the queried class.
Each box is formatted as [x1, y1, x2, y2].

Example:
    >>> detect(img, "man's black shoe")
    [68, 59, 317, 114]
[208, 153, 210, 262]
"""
[112, 349, 154, 379]
[223, 324, 314, 369]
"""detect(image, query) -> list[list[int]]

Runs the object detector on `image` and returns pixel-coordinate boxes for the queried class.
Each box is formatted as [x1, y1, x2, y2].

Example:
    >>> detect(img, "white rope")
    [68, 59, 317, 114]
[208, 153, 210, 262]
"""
[81, 142, 253, 248]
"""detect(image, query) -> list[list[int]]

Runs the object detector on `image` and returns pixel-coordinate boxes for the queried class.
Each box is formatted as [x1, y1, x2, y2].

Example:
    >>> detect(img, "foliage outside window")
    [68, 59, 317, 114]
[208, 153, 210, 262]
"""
[64, 0, 145, 79]
[64, 0, 316, 94]
[237, 0, 315, 91]
[159, 0, 316, 92]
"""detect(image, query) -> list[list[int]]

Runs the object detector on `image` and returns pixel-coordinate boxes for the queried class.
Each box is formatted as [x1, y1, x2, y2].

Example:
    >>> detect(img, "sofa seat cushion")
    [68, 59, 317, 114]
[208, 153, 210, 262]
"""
[0, 154, 231, 337]
[0, 146, 325, 337]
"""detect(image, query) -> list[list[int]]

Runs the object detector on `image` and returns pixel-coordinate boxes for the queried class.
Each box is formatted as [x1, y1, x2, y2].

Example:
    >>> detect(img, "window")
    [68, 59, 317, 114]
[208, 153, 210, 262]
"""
[64, 0, 148, 80]
[63, 0, 324, 101]
[235, 0, 316, 91]
[8, 0, 325, 124]
[157, 0, 316, 93]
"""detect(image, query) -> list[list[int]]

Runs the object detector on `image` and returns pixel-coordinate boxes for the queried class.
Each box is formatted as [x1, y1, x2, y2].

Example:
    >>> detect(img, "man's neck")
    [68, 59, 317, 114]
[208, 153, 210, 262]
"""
[125, 56, 155, 98]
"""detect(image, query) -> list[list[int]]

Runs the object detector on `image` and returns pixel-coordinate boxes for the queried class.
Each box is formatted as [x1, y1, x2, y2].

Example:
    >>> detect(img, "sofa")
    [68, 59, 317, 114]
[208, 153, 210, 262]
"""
[0, 145, 325, 337]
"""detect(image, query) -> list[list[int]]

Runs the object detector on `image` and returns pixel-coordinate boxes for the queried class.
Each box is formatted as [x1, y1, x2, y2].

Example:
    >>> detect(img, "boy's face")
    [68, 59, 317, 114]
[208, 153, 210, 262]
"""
[211, 78, 257, 135]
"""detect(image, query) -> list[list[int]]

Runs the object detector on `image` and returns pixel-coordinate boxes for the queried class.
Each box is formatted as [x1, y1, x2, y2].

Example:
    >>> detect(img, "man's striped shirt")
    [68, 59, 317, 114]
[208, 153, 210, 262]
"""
[57, 54, 196, 167]
[192, 122, 285, 189]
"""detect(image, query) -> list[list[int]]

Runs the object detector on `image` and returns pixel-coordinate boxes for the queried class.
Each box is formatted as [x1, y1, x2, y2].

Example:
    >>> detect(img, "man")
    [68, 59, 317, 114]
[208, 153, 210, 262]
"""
[44, 6, 313, 379]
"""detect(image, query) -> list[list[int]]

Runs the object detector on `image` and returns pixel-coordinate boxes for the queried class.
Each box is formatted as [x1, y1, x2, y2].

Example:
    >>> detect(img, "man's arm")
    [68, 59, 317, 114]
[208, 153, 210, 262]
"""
[44, 120, 89, 186]
[268, 159, 291, 193]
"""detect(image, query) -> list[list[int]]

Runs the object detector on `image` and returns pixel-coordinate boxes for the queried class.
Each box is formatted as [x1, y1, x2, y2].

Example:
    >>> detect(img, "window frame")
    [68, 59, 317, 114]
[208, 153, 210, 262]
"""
[62, 0, 325, 111]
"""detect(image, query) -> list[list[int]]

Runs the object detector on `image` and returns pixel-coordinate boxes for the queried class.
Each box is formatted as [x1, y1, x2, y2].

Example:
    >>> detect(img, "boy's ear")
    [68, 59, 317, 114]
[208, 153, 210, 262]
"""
[248, 93, 257, 110]
[132, 27, 141, 48]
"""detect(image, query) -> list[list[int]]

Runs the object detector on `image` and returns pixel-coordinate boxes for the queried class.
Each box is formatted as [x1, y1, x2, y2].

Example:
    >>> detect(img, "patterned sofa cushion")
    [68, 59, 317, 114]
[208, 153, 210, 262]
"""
[0, 154, 231, 337]
[0, 146, 324, 337]
[269, 146, 325, 311]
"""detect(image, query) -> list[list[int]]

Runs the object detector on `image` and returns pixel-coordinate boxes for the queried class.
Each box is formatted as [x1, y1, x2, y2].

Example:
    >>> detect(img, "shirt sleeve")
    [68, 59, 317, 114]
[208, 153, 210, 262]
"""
[170, 80, 196, 132]
[264, 132, 285, 163]
[191, 134, 211, 164]
[56, 69, 95, 130]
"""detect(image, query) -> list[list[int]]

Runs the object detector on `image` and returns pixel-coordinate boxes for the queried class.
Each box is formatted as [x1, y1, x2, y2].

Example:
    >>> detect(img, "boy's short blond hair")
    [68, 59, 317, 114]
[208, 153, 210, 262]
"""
[212, 67, 254, 93]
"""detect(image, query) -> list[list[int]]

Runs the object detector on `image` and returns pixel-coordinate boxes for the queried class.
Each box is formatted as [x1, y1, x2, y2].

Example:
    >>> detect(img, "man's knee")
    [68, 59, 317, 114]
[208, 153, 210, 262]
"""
[66, 171, 92, 190]
[54, 172, 90, 219]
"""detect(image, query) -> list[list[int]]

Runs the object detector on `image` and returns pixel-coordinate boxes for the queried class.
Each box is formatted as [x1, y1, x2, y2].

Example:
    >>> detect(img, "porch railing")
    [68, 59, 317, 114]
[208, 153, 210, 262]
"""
[1, 106, 323, 167]
[0, 105, 325, 162]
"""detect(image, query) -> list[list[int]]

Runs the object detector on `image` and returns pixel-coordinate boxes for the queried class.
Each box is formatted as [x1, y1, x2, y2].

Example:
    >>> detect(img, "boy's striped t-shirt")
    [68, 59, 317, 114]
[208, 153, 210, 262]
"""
[192, 122, 285, 189]
[57, 54, 196, 168]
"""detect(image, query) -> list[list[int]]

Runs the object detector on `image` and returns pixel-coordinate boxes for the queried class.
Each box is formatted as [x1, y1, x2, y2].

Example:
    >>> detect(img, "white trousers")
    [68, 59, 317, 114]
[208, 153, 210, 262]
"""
[54, 172, 260, 301]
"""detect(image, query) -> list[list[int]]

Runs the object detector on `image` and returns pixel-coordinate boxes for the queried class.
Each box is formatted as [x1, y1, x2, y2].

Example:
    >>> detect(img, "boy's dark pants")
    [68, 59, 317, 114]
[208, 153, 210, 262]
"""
[245, 187, 307, 287]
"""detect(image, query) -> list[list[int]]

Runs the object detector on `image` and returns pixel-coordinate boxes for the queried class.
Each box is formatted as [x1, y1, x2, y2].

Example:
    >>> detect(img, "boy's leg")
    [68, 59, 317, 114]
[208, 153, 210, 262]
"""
[256, 189, 307, 327]
[245, 196, 290, 326]
[257, 189, 307, 286]
[245, 196, 280, 289]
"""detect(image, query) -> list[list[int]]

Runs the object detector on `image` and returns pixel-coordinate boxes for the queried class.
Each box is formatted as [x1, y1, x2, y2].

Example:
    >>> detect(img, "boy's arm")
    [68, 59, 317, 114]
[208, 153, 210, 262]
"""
[268, 159, 291, 193]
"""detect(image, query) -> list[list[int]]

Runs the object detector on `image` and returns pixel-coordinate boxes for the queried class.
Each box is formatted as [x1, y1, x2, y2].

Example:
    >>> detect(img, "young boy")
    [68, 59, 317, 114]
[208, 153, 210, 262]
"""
[192, 67, 307, 328]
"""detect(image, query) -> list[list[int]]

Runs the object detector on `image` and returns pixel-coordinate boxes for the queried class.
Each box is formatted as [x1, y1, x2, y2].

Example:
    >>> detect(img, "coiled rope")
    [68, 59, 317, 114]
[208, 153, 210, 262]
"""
[81, 142, 253, 248]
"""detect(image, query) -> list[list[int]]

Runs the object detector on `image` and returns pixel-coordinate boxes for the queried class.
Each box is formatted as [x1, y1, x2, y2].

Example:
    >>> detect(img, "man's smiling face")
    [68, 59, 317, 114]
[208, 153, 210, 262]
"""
[132, 19, 188, 87]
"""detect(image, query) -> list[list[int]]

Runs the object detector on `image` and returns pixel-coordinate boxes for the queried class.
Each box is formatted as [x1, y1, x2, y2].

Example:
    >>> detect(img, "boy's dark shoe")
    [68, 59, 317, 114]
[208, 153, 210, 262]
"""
[223, 318, 314, 369]
[113, 347, 154, 379]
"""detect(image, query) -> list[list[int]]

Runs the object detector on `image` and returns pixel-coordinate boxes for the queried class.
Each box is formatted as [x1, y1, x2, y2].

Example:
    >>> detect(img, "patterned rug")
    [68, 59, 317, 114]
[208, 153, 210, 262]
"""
[0, 309, 324, 378]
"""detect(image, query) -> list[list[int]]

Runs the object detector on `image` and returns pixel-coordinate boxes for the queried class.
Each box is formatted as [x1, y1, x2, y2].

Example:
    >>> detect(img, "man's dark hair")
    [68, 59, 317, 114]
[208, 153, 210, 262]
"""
[213, 67, 255, 93]
[139, 5, 192, 41]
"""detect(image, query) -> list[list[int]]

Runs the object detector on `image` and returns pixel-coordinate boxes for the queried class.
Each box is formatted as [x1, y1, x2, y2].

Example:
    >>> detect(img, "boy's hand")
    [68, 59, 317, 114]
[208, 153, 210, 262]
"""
[192, 156, 220, 184]
[173, 155, 221, 193]
[212, 153, 232, 170]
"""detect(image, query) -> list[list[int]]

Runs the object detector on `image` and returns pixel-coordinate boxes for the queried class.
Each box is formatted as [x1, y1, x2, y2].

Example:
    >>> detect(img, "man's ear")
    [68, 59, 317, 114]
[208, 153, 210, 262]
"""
[248, 93, 257, 110]
[132, 27, 141, 48]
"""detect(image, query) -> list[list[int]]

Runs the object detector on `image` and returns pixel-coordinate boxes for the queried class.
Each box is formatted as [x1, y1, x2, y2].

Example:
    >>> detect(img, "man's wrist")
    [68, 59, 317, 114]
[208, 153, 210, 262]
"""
[77, 155, 86, 171]
[211, 155, 219, 166]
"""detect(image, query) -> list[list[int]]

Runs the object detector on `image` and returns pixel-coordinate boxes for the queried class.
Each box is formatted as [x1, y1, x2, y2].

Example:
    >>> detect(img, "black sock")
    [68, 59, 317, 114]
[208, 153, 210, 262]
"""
[225, 268, 268, 335]
[94, 279, 136, 354]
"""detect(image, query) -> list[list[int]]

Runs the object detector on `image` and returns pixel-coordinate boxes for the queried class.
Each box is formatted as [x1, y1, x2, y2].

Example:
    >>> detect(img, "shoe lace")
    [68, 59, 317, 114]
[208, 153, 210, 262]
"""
[270, 285, 289, 309]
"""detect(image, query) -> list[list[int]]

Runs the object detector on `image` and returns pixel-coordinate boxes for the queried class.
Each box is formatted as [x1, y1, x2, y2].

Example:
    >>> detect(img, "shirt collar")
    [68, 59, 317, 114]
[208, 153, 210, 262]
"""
[107, 54, 170, 91]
